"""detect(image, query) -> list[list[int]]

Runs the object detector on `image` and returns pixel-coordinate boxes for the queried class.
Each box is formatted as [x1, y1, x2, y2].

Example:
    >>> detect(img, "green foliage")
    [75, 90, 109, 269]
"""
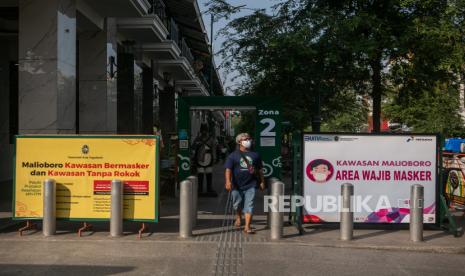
[232, 111, 255, 135]
[321, 90, 369, 132]
[385, 83, 465, 136]
[207, 0, 465, 135]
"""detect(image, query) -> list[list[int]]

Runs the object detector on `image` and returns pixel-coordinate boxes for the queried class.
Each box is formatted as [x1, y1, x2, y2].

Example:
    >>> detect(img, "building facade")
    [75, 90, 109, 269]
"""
[0, 0, 223, 201]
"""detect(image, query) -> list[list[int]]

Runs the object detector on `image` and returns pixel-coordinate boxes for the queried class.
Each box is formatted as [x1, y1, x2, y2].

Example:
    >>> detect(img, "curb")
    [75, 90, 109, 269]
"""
[263, 240, 465, 254]
[1, 232, 464, 255]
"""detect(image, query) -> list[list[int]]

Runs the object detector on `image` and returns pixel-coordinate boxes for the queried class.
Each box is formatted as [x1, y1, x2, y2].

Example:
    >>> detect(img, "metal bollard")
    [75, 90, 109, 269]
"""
[187, 176, 198, 228]
[270, 180, 284, 240]
[340, 183, 354, 241]
[267, 177, 279, 229]
[410, 184, 424, 242]
[110, 180, 123, 237]
[43, 179, 56, 236]
[180, 180, 193, 238]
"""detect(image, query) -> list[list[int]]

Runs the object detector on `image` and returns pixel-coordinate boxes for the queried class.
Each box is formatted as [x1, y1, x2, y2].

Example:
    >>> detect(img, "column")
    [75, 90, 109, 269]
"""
[117, 41, 135, 134]
[159, 85, 175, 143]
[0, 28, 18, 186]
[78, 18, 117, 133]
[142, 66, 154, 134]
[18, 0, 76, 134]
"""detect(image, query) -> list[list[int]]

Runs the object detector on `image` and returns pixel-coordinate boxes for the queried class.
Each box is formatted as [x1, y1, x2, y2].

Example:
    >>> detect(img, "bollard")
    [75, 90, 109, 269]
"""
[179, 180, 193, 238]
[267, 177, 279, 229]
[410, 184, 424, 242]
[43, 179, 56, 236]
[187, 176, 198, 228]
[110, 180, 123, 237]
[270, 180, 284, 240]
[340, 183, 354, 241]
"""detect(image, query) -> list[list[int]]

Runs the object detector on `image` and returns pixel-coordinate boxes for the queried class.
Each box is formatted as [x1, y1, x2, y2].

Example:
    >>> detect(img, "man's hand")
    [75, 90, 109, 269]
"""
[225, 169, 232, 191]
[259, 182, 266, 191]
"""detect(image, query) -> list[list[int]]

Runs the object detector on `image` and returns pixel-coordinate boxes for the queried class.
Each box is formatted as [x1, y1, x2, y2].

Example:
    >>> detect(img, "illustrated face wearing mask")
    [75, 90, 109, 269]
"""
[311, 164, 330, 182]
[240, 137, 252, 149]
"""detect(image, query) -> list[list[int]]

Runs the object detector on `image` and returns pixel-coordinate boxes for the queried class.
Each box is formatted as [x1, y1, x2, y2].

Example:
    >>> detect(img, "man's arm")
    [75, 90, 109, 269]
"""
[257, 155, 265, 190]
[225, 169, 232, 191]
[258, 169, 265, 190]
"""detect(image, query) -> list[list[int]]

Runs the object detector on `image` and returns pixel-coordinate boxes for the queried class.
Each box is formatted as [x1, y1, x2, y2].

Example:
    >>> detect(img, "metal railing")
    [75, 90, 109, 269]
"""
[149, 0, 208, 89]
[149, 0, 167, 21]
[168, 17, 180, 45]
[199, 73, 211, 93]
[180, 37, 194, 66]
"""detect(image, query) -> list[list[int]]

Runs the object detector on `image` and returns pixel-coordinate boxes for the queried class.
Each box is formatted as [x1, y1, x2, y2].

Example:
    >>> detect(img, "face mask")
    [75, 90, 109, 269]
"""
[241, 140, 252, 149]
[313, 172, 327, 182]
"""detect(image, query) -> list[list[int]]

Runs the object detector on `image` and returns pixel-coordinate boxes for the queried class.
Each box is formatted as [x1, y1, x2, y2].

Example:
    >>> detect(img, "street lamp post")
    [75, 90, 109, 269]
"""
[208, 4, 249, 96]
[210, 13, 214, 96]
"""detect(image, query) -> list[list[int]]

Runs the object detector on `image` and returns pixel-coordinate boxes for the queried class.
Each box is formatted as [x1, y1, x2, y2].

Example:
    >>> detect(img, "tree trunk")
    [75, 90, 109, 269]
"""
[371, 56, 382, 133]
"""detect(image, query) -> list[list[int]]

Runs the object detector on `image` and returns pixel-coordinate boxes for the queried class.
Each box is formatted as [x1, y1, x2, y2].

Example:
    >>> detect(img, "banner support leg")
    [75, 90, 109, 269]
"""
[138, 223, 147, 239]
[18, 220, 36, 236]
[78, 222, 93, 237]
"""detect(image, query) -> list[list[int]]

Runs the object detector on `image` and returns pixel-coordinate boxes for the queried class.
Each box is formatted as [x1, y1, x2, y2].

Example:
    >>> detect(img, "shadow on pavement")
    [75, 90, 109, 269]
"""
[353, 229, 400, 240]
[424, 230, 458, 241]
[0, 264, 134, 275]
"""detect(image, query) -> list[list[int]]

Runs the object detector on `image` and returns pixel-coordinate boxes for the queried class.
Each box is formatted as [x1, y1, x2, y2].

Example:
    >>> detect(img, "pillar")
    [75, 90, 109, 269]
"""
[159, 85, 175, 143]
[142, 66, 154, 134]
[18, 0, 76, 134]
[78, 18, 117, 133]
[117, 41, 135, 134]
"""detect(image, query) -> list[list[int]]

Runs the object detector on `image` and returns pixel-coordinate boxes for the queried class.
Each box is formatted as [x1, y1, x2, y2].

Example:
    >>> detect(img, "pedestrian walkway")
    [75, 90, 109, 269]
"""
[0, 164, 464, 254]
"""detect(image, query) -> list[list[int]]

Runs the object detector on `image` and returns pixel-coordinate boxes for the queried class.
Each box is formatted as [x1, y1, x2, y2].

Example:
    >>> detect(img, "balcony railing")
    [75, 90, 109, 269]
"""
[198, 73, 211, 95]
[168, 17, 180, 46]
[180, 37, 194, 66]
[151, 0, 168, 26]
[149, 0, 206, 87]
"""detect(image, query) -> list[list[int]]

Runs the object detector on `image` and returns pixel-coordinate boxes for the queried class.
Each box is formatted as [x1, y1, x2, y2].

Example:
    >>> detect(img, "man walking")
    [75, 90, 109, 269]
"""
[224, 133, 265, 234]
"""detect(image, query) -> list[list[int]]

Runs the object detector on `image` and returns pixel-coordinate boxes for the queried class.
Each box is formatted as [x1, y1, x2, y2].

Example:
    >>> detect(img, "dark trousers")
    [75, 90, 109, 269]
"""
[197, 172, 213, 192]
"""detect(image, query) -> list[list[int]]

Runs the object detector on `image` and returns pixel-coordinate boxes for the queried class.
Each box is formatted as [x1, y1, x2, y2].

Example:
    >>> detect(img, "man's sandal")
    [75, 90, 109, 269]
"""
[243, 228, 255, 234]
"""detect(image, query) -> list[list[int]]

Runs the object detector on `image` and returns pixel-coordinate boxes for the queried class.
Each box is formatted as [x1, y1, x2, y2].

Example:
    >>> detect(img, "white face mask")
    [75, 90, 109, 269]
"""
[313, 172, 327, 182]
[241, 140, 252, 149]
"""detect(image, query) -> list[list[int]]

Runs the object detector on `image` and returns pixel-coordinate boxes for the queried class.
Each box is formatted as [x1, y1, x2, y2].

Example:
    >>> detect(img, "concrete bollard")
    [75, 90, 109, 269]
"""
[340, 183, 354, 241]
[43, 179, 56, 236]
[270, 180, 284, 240]
[187, 176, 198, 228]
[267, 177, 279, 229]
[410, 184, 424, 242]
[180, 180, 193, 238]
[110, 180, 123, 237]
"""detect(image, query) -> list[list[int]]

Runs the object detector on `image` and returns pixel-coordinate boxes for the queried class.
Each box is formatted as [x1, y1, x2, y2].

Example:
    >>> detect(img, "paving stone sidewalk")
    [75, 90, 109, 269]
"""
[1, 164, 464, 255]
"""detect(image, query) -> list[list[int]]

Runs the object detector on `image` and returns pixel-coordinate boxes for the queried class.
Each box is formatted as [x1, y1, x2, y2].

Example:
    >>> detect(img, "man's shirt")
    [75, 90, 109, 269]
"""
[224, 150, 262, 191]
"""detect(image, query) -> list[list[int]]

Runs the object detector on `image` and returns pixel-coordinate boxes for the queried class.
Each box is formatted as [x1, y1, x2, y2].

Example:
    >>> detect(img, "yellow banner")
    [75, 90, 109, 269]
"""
[14, 136, 158, 222]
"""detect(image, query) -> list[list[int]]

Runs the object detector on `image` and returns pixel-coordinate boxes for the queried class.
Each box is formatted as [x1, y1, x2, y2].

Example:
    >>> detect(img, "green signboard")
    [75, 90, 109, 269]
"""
[177, 96, 282, 183]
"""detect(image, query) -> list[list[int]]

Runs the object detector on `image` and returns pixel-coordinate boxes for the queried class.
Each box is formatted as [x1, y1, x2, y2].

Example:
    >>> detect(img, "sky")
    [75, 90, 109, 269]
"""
[198, 0, 276, 95]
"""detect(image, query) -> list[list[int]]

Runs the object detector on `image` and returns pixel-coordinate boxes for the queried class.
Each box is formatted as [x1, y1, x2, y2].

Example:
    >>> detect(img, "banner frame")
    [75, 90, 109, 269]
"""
[300, 132, 441, 226]
[12, 135, 160, 223]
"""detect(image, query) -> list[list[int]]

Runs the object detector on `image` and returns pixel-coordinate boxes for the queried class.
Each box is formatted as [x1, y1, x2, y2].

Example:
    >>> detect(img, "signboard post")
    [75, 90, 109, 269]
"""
[14, 135, 159, 222]
[302, 133, 438, 224]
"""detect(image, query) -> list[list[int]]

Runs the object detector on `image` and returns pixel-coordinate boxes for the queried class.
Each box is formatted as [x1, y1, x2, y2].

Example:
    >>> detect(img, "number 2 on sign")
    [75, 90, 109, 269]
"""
[260, 118, 276, 137]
